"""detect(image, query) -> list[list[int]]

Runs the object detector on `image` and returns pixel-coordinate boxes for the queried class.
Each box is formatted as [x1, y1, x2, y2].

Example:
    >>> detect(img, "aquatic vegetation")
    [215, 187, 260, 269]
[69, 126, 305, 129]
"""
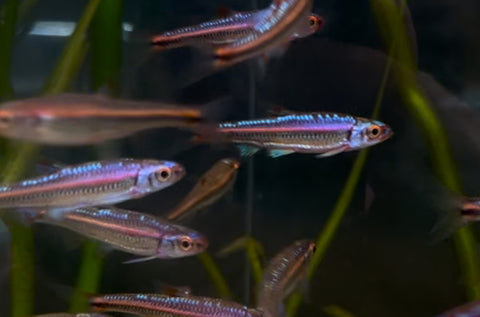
[1, 0, 479, 316]
[370, 0, 480, 300]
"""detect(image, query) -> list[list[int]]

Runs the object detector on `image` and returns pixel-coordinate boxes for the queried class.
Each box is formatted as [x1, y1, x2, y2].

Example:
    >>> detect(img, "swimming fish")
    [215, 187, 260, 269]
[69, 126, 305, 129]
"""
[213, 0, 314, 65]
[435, 299, 480, 317]
[151, 10, 323, 51]
[0, 93, 222, 145]
[90, 293, 263, 317]
[166, 158, 240, 221]
[0, 159, 184, 218]
[35, 206, 208, 262]
[195, 112, 393, 158]
[257, 240, 316, 317]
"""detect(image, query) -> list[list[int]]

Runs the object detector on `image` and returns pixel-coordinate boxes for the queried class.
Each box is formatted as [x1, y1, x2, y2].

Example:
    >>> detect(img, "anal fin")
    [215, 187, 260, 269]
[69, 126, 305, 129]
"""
[236, 145, 260, 157]
[315, 147, 347, 158]
[123, 255, 158, 264]
[267, 149, 295, 158]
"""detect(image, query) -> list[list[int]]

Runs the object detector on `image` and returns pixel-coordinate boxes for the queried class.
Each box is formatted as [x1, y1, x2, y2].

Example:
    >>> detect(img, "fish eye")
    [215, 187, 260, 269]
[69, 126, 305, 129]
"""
[309, 16, 316, 26]
[367, 124, 382, 139]
[155, 168, 171, 182]
[179, 237, 192, 251]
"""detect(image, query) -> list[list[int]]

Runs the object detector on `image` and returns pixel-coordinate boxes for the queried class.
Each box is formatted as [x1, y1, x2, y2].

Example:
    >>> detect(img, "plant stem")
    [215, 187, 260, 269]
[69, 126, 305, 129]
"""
[4, 144, 38, 317]
[0, 0, 18, 100]
[43, 0, 101, 95]
[69, 241, 104, 312]
[90, 0, 123, 93]
[286, 21, 395, 317]
[370, 0, 480, 300]
[4, 1, 101, 316]
[198, 252, 233, 299]
[69, 1, 124, 311]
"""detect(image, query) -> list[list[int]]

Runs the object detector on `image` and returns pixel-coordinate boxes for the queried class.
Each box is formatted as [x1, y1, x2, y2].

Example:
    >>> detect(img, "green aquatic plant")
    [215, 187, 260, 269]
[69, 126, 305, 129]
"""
[90, 0, 123, 93]
[0, 0, 18, 99]
[69, 0, 124, 312]
[69, 241, 104, 312]
[285, 10, 396, 316]
[0, 1, 102, 316]
[323, 305, 358, 317]
[217, 236, 265, 286]
[370, 0, 480, 300]
[198, 252, 233, 299]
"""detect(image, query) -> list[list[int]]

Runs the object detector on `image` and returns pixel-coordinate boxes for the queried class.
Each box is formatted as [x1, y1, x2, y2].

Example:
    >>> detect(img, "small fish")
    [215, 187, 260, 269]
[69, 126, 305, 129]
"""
[435, 299, 480, 317]
[0, 93, 222, 145]
[35, 206, 208, 261]
[33, 314, 110, 317]
[151, 10, 323, 51]
[431, 195, 480, 240]
[195, 112, 393, 158]
[257, 240, 316, 317]
[0, 159, 184, 218]
[459, 197, 480, 223]
[166, 158, 240, 221]
[213, 0, 314, 62]
[90, 293, 263, 317]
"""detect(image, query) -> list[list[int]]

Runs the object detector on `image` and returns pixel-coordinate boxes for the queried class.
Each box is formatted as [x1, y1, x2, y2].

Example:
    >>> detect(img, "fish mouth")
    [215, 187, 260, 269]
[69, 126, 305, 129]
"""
[193, 234, 209, 252]
[380, 124, 394, 141]
[171, 164, 186, 180]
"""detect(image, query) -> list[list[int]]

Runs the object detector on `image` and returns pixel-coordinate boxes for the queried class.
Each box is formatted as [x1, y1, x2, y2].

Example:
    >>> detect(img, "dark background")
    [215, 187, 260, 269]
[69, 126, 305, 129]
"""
[1, 0, 480, 316]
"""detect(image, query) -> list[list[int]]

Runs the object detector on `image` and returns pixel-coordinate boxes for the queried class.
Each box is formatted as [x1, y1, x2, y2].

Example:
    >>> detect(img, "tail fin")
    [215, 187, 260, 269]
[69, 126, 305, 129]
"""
[199, 96, 233, 123]
[430, 192, 466, 242]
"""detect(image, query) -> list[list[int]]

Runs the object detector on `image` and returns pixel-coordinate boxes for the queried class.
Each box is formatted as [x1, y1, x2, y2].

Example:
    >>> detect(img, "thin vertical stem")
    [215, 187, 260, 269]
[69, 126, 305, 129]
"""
[90, 0, 123, 93]
[4, 144, 39, 317]
[0, 0, 18, 100]
[198, 252, 233, 299]
[5, 1, 102, 316]
[69, 0, 124, 312]
[244, 0, 258, 303]
[69, 241, 104, 312]
[43, 0, 101, 95]
[370, 0, 480, 300]
[286, 26, 396, 317]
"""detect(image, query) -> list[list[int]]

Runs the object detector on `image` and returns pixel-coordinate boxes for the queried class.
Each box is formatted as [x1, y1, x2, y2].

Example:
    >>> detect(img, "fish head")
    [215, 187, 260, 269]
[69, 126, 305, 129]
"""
[0, 106, 41, 133]
[348, 118, 393, 150]
[220, 158, 241, 170]
[291, 14, 324, 39]
[138, 160, 186, 192]
[159, 227, 209, 258]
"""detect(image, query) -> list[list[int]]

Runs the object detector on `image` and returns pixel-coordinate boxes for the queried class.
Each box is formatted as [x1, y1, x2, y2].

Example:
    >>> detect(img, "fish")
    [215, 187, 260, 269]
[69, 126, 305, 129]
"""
[90, 293, 263, 317]
[0, 93, 224, 145]
[431, 195, 480, 240]
[151, 10, 323, 51]
[435, 299, 480, 317]
[166, 158, 240, 221]
[0, 159, 184, 218]
[195, 112, 393, 158]
[213, 0, 314, 64]
[33, 313, 109, 317]
[172, 1, 319, 88]
[257, 240, 316, 317]
[34, 206, 208, 262]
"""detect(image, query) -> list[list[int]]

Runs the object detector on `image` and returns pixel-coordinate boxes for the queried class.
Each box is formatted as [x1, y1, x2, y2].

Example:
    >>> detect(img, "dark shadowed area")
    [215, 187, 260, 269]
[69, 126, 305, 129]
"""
[1, 0, 480, 316]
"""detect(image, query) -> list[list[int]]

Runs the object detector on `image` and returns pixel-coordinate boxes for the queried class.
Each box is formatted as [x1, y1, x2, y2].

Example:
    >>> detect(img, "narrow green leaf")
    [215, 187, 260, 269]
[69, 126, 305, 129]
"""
[0, 0, 18, 100]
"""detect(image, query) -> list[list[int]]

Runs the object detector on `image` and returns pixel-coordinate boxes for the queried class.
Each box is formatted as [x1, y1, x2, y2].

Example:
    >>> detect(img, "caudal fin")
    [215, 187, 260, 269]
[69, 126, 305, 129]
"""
[430, 193, 467, 242]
